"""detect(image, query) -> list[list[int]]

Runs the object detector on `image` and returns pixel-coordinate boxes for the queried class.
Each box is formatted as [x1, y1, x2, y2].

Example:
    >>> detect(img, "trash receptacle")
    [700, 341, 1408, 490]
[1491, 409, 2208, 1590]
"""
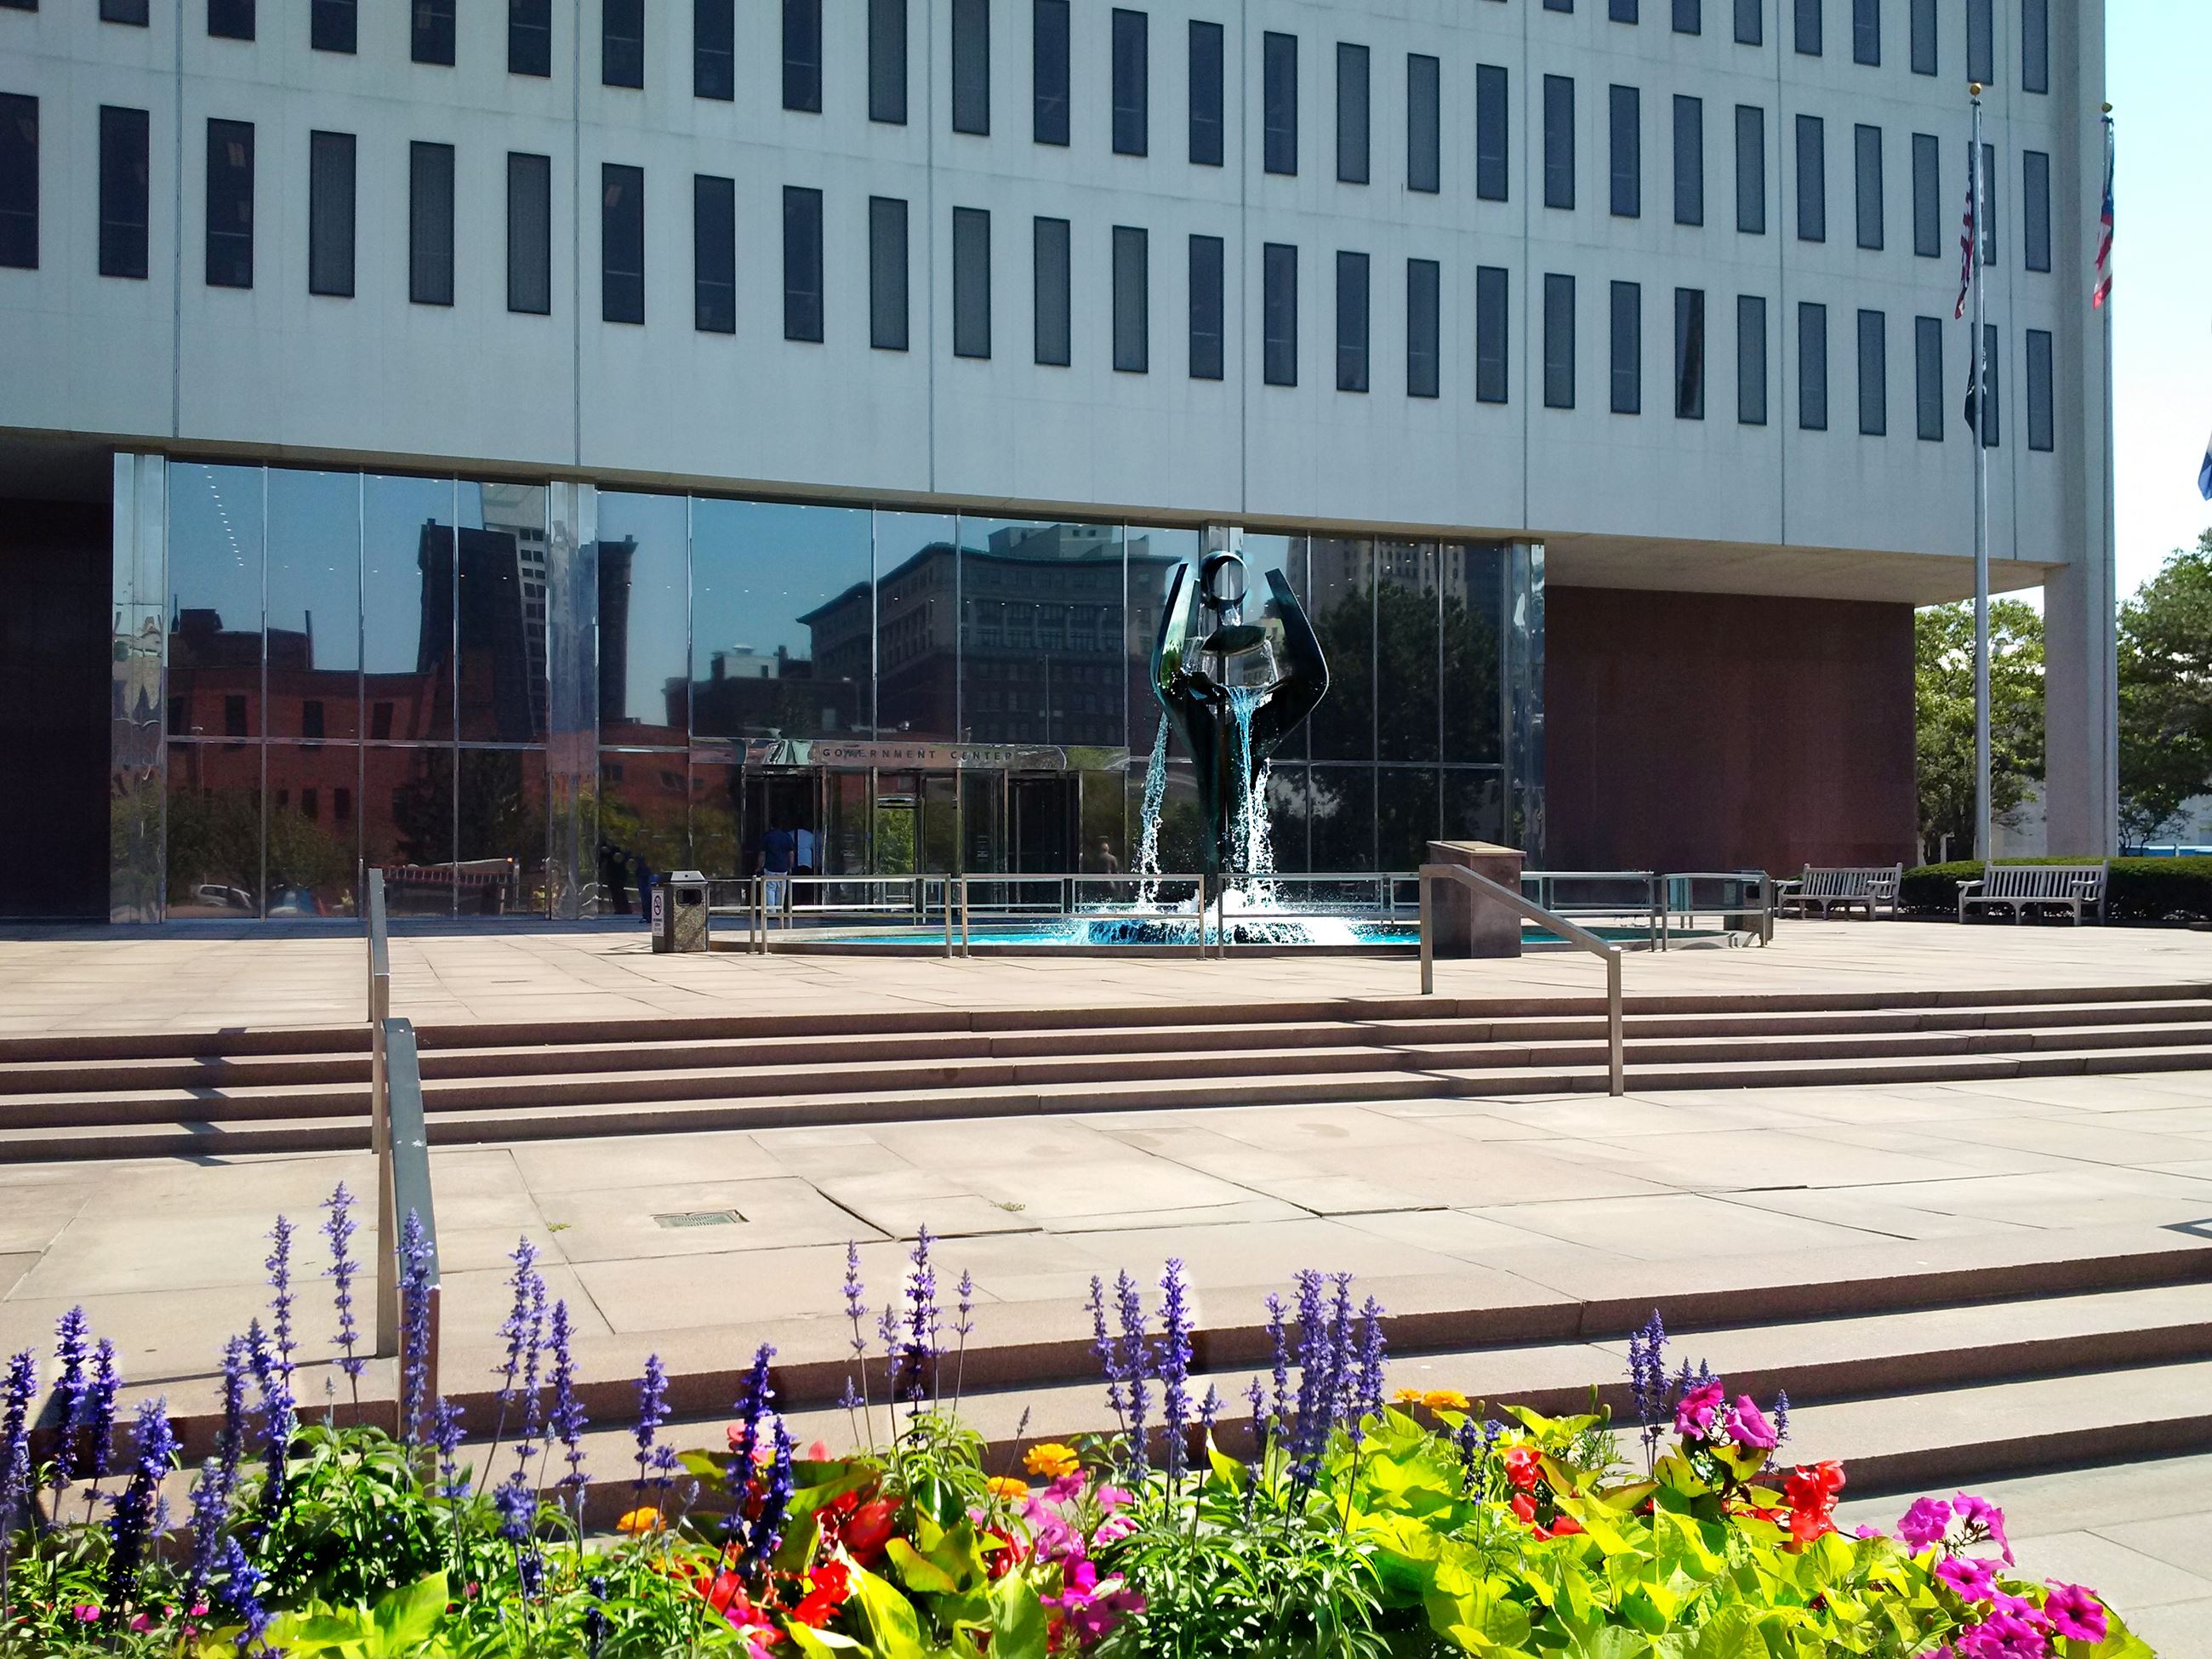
[652, 870, 710, 954]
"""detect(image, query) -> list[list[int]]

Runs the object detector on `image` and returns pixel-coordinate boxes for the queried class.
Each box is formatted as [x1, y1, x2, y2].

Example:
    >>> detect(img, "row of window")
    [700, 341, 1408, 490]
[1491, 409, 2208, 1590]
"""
[0, 92, 2060, 288]
[19, 0, 2053, 147]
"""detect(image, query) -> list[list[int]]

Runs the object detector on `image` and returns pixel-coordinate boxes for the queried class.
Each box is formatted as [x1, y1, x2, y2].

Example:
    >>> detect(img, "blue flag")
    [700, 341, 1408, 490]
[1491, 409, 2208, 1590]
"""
[2199, 429, 2212, 501]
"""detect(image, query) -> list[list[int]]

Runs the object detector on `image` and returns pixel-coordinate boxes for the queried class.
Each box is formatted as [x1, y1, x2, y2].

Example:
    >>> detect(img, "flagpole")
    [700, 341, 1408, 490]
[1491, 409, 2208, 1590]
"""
[2100, 107, 2118, 854]
[1970, 87, 1992, 863]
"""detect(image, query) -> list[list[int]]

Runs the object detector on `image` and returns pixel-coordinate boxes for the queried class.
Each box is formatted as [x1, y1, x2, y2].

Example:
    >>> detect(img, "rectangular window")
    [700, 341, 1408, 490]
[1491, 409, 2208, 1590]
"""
[604, 0, 644, 88]
[1476, 265, 1508, 403]
[871, 0, 909, 123]
[1113, 10, 1149, 156]
[1263, 242, 1297, 385]
[409, 140, 454, 307]
[1673, 95, 1702, 225]
[1189, 233, 1224, 379]
[1737, 294, 1767, 425]
[783, 0, 822, 111]
[306, 129, 354, 297]
[1336, 250, 1369, 392]
[1115, 225, 1149, 373]
[1736, 105, 1764, 233]
[952, 0, 990, 134]
[311, 0, 356, 53]
[1610, 281, 1640, 413]
[100, 0, 147, 22]
[1609, 85, 1639, 218]
[694, 174, 735, 334]
[2026, 328, 2053, 450]
[1798, 300, 1827, 430]
[1544, 76, 1576, 209]
[783, 185, 823, 340]
[507, 151, 551, 315]
[1795, 114, 1825, 242]
[1543, 273, 1576, 409]
[2022, 150, 2050, 271]
[1912, 132, 1940, 254]
[1795, 0, 1821, 54]
[1407, 259, 1440, 398]
[1476, 66, 1509, 202]
[1033, 0, 1069, 144]
[1675, 288, 1705, 419]
[1966, 0, 1993, 85]
[1854, 123, 1883, 249]
[1337, 43, 1370, 185]
[1980, 140, 1997, 264]
[1674, 0, 1701, 32]
[0, 95, 33, 271]
[1977, 322, 1999, 447]
[871, 195, 910, 351]
[1911, 0, 1936, 72]
[599, 161, 642, 322]
[952, 205, 990, 357]
[209, 0, 254, 41]
[1611, 0, 1638, 20]
[1189, 21, 1223, 164]
[412, 0, 455, 66]
[1915, 314, 1943, 439]
[1264, 33, 1297, 175]
[1851, 0, 1878, 64]
[510, 0, 552, 77]
[99, 105, 151, 280]
[1033, 214, 1069, 364]
[695, 0, 735, 100]
[2022, 0, 2048, 93]
[302, 700, 325, 740]
[1735, 0, 1761, 44]
[1407, 54, 1440, 192]
[1856, 308, 1886, 434]
[205, 118, 254, 289]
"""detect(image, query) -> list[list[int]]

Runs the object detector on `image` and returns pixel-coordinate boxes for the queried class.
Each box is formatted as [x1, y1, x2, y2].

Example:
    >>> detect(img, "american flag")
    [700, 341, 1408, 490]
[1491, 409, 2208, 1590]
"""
[1953, 146, 1976, 321]
[2091, 129, 2114, 308]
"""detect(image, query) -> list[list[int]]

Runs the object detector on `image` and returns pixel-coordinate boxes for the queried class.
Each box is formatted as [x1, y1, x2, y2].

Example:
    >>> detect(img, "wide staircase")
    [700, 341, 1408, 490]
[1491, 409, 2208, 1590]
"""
[5, 979, 2212, 1161]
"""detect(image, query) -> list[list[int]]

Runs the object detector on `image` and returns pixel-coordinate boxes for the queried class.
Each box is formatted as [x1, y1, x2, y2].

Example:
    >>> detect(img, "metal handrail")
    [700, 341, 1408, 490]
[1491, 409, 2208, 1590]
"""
[745, 874, 957, 957]
[364, 869, 397, 1358]
[381, 1016, 441, 1422]
[1419, 863, 1624, 1096]
[1661, 870, 1776, 946]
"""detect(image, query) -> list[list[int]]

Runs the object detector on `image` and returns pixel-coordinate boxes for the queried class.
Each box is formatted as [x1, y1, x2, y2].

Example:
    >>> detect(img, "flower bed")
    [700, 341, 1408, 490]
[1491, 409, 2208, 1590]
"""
[0, 1192, 2155, 1656]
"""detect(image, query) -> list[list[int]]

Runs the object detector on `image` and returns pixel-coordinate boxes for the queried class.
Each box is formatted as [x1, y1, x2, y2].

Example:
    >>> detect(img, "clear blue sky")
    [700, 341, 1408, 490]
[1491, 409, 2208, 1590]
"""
[2111, 0, 2212, 599]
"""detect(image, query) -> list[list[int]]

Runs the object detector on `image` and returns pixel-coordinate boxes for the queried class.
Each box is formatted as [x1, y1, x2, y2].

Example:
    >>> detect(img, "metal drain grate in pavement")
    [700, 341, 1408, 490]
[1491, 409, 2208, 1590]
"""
[653, 1210, 745, 1229]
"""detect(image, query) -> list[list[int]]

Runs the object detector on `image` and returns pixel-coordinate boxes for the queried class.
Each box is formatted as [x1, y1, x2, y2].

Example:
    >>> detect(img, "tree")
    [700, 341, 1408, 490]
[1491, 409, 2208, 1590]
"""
[2118, 528, 2212, 847]
[1914, 599, 2044, 858]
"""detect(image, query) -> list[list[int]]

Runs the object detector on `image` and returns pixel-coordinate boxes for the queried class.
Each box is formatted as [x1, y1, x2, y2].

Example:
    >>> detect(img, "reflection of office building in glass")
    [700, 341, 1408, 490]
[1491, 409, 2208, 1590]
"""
[0, 2, 2112, 920]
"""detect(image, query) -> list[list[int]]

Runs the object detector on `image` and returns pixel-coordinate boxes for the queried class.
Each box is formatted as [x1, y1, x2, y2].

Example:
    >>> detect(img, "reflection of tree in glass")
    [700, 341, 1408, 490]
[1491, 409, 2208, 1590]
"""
[390, 753, 548, 875]
[1441, 591, 1502, 763]
[597, 791, 687, 875]
[165, 788, 260, 903]
[266, 803, 351, 904]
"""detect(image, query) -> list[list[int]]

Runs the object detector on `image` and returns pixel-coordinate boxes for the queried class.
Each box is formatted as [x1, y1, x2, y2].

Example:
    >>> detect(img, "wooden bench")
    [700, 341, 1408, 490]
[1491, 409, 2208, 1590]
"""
[1775, 864, 1902, 921]
[1957, 861, 2108, 925]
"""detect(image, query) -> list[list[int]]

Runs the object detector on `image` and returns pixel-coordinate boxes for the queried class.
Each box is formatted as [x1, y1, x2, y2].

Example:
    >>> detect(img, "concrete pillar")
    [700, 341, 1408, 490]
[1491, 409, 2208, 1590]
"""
[1427, 840, 1525, 958]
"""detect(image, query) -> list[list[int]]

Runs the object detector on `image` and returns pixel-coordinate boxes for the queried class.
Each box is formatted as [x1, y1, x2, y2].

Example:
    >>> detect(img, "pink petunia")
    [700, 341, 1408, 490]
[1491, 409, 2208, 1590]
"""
[2042, 1582, 2109, 1645]
[1725, 1395, 1777, 1450]
[71, 1607, 100, 1624]
[1954, 1611, 2051, 1659]
[1954, 1491, 2015, 1565]
[1673, 1378, 1725, 1440]
[1936, 1554, 1999, 1604]
[1897, 1496, 1954, 1553]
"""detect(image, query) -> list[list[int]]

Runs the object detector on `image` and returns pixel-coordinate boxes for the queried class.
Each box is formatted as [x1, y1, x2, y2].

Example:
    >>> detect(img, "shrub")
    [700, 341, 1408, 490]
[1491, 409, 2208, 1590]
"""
[1900, 857, 2212, 923]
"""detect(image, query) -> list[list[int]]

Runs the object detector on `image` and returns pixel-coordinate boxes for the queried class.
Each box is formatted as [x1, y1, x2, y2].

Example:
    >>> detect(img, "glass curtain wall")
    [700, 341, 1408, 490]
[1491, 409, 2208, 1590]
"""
[129, 459, 1540, 919]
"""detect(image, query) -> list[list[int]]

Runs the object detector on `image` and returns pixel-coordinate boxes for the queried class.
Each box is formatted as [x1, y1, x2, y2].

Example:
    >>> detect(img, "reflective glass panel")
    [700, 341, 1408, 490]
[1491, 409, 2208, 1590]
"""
[454, 482, 549, 744]
[1441, 768, 1505, 845]
[1308, 764, 1375, 870]
[959, 516, 1122, 750]
[597, 750, 689, 899]
[457, 748, 547, 915]
[266, 469, 361, 739]
[691, 498, 872, 740]
[363, 475, 456, 745]
[875, 510, 958, 739]
[265, 743, 358, 915]
[690, 755, 744, 878]
[165, 748, 261, 915]
[371, 744, 456, 913]
[1264, 764, 1311, 874]
[595, 492, 690, 747]
[1307, 537, 1372, 761]
[1441, 544, 1505, 762]
[1376, 541, 1439, 761]
[1124, 525, 1205, 762]
[168, 463, 265, 741]
[1377, 767, 1440, 869]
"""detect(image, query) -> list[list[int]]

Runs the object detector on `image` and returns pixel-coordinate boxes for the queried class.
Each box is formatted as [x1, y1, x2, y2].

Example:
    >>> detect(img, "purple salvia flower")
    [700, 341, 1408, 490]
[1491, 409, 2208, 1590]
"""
[1627, 1309, 1667, 1437]
[493, 1468, 537, 1544]
[633, 1354, 670, 1502]
[180, 1457, 231, 1618]
[1288, 1269, 1329, 1486]
[548, 1299, 588, 1507]
[843, 1242, 868, 1354]
[742, 1420, 797, 1590]
[1199, 1382, 1221, 1437]
[1325, 1274, 1356, 1424]
[214, 1534, 271, 1650]
[0, 1348, 33, 1616]
[1772, 1388, 1790, 1446]
[1354, 1296, 1388, 1423]
[214, 1334, 249, 1501]
[1115, 1270, 1150, 1475]
[726, 1342, 777, 1535]
[398, 1211, 435, 1446]
[517, 1274, 548, 1445]
[243, 1316, 294, 1519]
[73, 1337, 122, 1514]
[102, 1396, 176, 1609]
[956, 1268, 976, 1341]
[1243, 1376, 1267, 1452]
[1088, 1275, 1126, 1428]
[1157, 1258, 1194, 1484]
[489, 1234, 541, 1463]
[433, 1398, 469, 1500]
[322, 1185, 364, 1394]
[899, 1226, 938, 1410]
[265, 1215, 298, 1392]
[50, 1308, 89, 1493]
[1263, 1294, 1290, 1434]
[1452, 1415, 1483, 1490]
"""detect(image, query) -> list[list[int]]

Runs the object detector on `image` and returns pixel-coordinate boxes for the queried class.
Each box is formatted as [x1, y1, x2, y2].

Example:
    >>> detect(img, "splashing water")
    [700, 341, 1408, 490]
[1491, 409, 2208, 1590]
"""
[1133, 715, 1171, 907]
[1224, 685, 1275, 900]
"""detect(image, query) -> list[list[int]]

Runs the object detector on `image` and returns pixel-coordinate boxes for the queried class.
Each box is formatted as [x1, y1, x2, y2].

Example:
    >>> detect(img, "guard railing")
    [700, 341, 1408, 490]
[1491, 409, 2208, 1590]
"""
[1660, 871, 1776, 946]
[365, 869, 397, 1357]
[1419, 863, 1625, 1095]
[380, 1015, 442, 1424]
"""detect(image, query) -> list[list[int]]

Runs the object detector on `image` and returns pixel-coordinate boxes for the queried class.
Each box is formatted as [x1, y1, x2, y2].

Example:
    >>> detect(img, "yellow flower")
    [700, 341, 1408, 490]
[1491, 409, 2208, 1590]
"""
[616, 1507, 664, 1536]
[1392, 1388, 1427, 1405]
[1422, 1389, 1471, 1412]
[1023, 1442, 1080, 1479]
[986, 1476, 1031, 1500]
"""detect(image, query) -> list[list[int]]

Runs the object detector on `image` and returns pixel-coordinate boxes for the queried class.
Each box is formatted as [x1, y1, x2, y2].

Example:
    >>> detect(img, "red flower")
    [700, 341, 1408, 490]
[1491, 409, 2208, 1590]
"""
[1503, 1447, 1542, 1493]
[844, 1496, 899, 1562]
[1510, 1493, 1537, 1524]
[1549, 1514, 1583, 1536]
[790, 1560, 852, 1628]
